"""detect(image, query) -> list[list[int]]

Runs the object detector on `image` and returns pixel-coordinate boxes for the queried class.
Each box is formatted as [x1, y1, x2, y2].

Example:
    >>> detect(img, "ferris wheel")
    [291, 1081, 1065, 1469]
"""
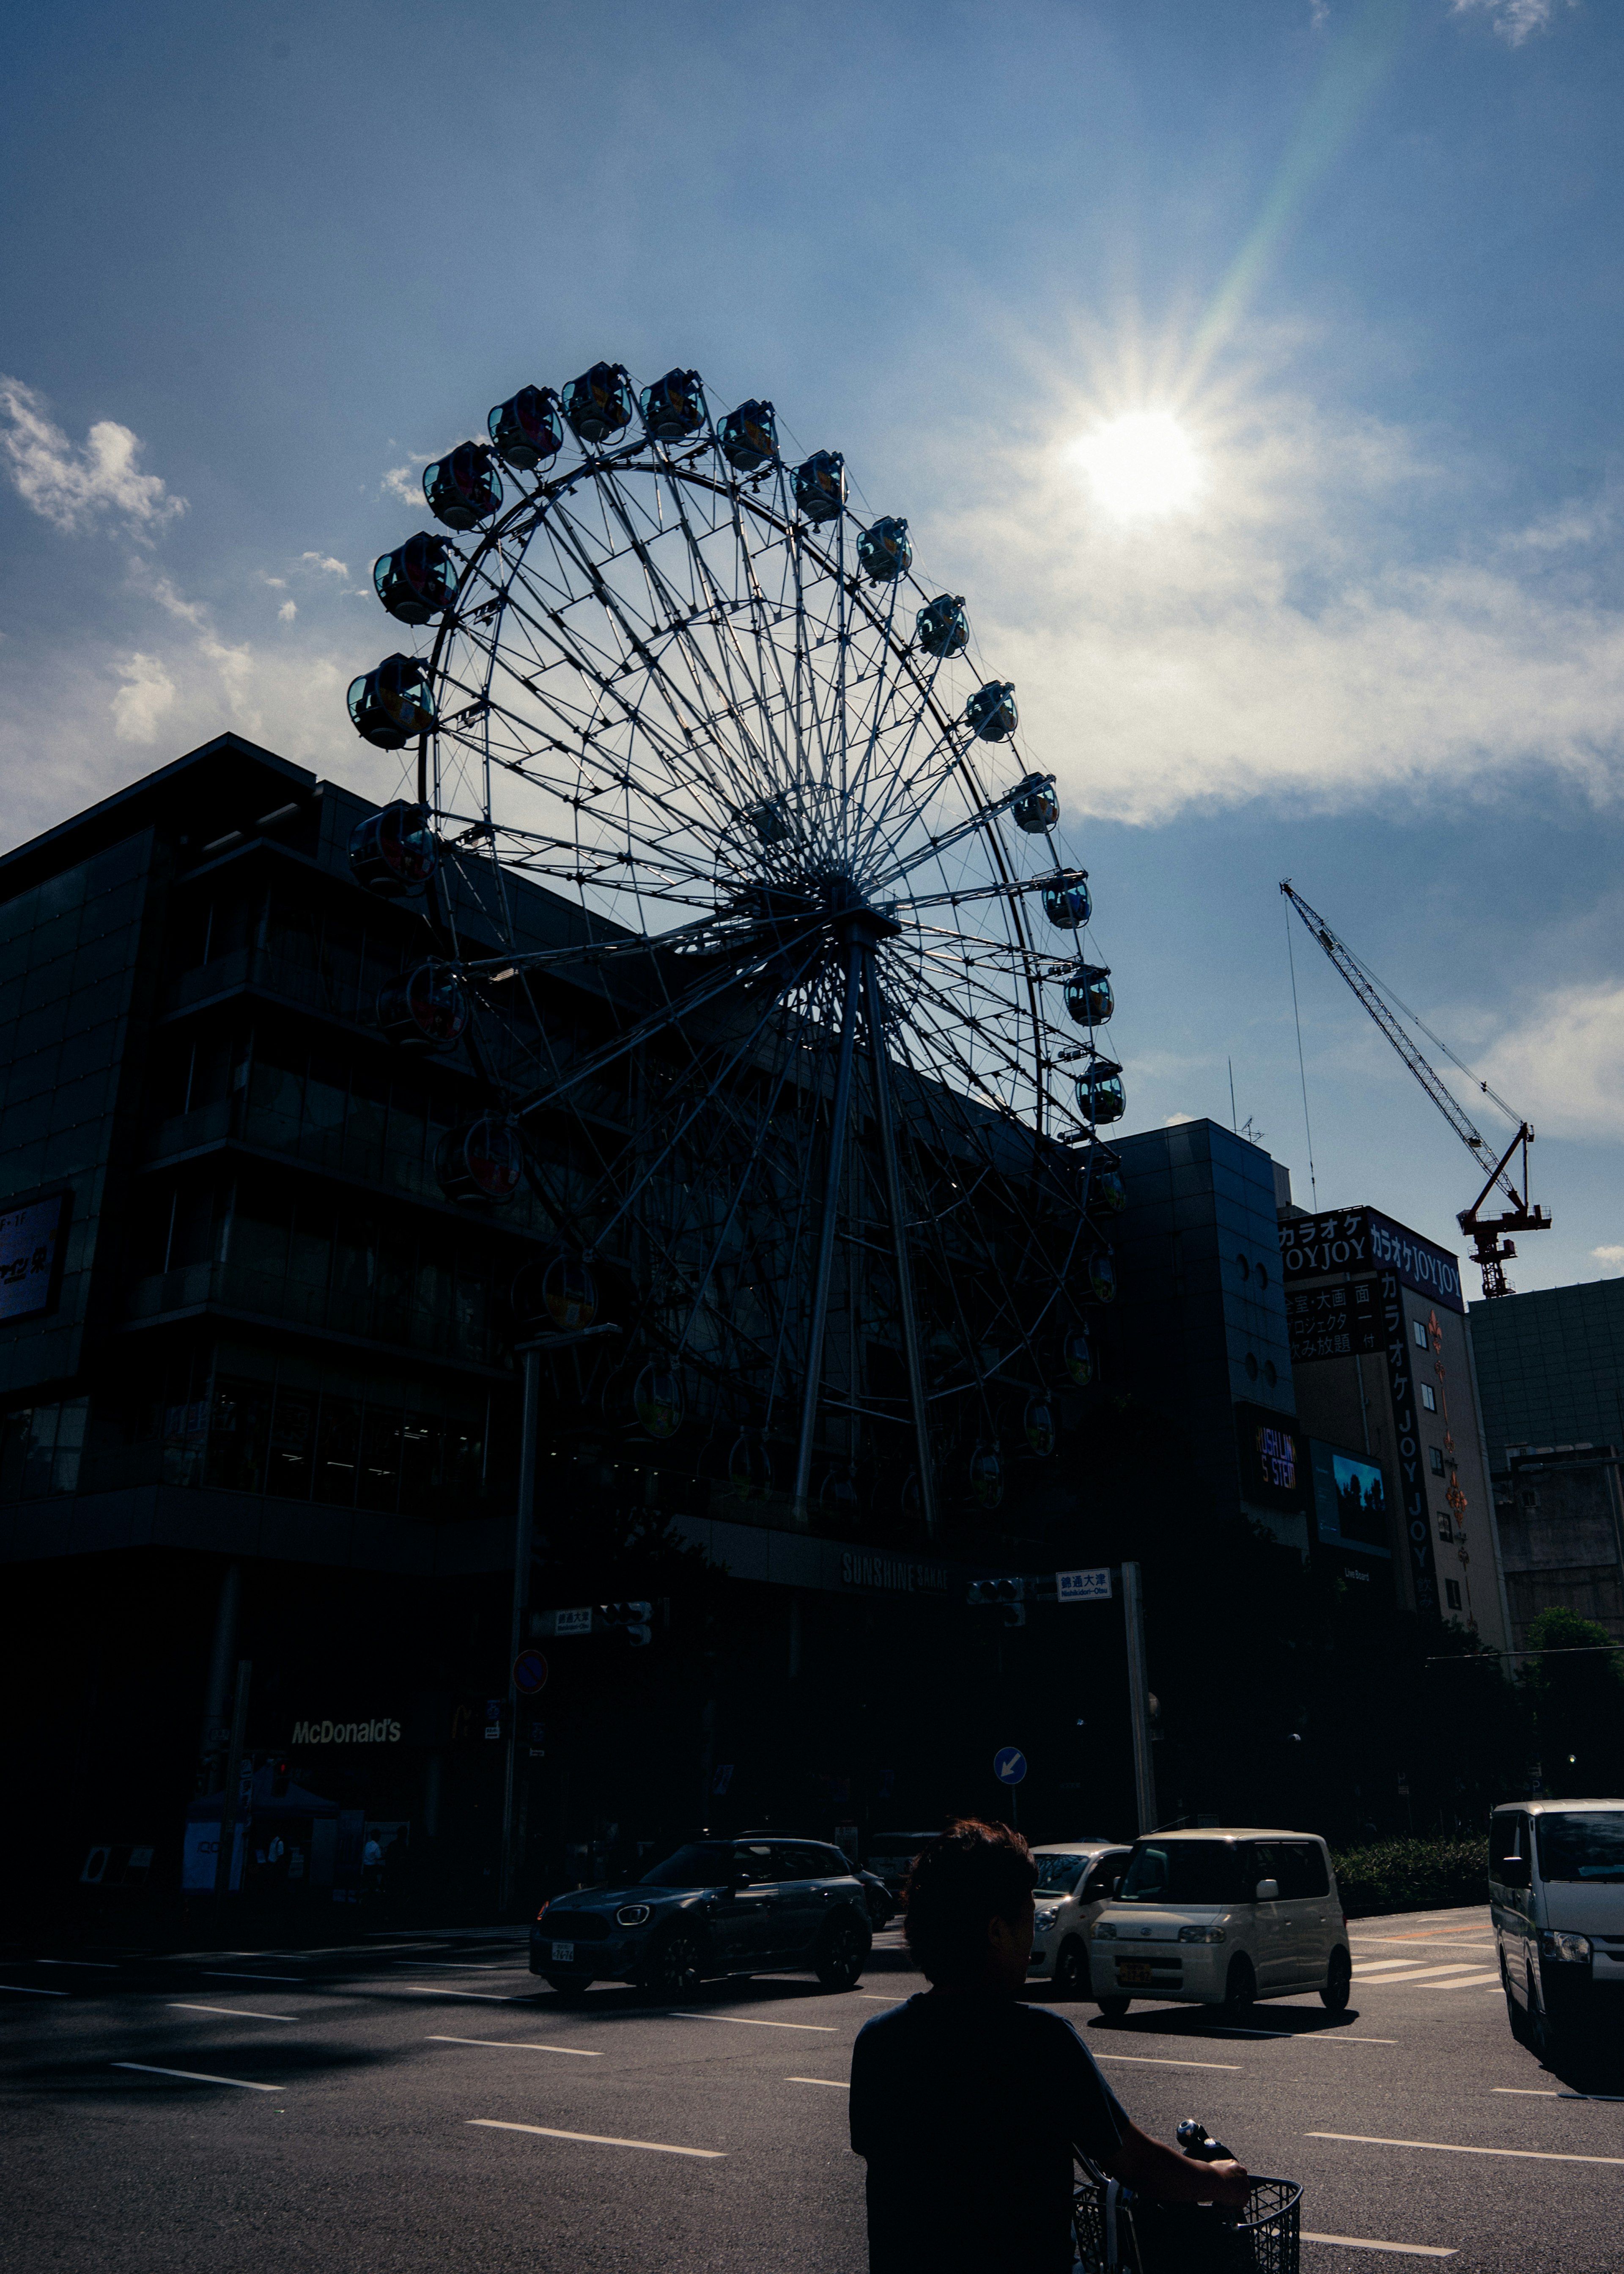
[346, 361, 1127, 1539]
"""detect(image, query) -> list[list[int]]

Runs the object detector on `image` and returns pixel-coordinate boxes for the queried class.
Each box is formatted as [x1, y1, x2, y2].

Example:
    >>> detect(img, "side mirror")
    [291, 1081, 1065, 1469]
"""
[727, 1866, 752, 1892]
[1497, 1855, 1530, 1889]
[1254, 1878, 1279, 1903]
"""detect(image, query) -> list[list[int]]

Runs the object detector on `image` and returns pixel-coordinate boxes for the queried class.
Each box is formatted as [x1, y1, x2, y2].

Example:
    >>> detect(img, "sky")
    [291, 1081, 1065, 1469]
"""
[3, 0, 1622, 1298]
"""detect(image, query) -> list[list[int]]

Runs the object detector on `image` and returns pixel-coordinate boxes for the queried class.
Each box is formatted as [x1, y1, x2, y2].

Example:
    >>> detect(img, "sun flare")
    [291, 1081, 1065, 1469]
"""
[1073, 410, 1203, 520]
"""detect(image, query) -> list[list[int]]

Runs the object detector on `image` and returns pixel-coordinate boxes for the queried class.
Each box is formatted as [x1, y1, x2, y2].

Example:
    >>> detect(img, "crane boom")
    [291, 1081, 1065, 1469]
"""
[1280, 880, 1550, 1299]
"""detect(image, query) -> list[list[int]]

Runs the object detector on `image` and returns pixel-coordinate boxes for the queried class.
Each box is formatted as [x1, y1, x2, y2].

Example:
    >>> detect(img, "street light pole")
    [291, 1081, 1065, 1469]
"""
[499, 1323, 623, 1915]
[211, 1657, 252, 1925]
[1121, 1562, 1157, 1835]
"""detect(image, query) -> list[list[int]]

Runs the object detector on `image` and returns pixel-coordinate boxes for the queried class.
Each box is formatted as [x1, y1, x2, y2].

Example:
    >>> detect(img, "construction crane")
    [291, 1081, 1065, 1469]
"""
[1280, 880, 1550, 1299]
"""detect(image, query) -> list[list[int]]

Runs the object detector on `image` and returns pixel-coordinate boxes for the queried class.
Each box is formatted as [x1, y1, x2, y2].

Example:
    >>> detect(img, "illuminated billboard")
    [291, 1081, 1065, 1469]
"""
[1309, 1438, 1393, 1559]
[0, 1192, 66, 1324]
[1233, 1400, 1308, 1514]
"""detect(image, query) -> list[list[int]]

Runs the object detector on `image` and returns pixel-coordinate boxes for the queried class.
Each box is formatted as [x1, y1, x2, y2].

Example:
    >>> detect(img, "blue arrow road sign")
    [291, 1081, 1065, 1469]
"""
[993, 1746, 1027, 1786]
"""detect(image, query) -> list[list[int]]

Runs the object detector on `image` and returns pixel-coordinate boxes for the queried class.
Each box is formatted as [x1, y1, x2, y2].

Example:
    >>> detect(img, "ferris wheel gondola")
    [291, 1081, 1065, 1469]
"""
[344, 359, 1127, 1536]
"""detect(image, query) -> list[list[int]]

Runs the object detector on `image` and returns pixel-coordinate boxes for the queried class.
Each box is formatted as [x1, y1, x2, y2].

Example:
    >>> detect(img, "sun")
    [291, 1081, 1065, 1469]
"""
[1073, 410, 1203, 520]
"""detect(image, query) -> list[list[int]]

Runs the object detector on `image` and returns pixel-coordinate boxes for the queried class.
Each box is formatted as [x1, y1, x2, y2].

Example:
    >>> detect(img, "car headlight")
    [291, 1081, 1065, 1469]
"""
[1034, 1908, 1058, 1932]
[1093, 1922, 1116, 1939]
[1540, 1930, 1591, 1964]
[1178, 1925, 1226, 1944]
[615, 1903, 652, 1928]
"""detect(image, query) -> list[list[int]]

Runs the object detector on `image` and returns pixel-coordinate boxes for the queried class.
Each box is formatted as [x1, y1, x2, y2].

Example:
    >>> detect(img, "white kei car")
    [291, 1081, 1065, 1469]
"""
[1026, 1840, 1135, 1999]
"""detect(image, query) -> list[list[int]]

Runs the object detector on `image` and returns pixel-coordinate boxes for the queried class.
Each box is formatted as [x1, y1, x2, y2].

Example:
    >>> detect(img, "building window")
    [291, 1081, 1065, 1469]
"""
[1256, 1263, 1269, 1291]
[1263, 1360, 1278, 1387]
[1420, 1383, 1437, 1412]
[1522, 1488, 1539, 1511]
[1413, 1320, 1429, 1349]
[1444, 1579, 1462, 1611]
[1429, 1446, 1446, 1476]
[1244, 1352, 1259, 1381]
[1237, 1254, 1251, 1282]
[1437, 1510, 1453, 1542]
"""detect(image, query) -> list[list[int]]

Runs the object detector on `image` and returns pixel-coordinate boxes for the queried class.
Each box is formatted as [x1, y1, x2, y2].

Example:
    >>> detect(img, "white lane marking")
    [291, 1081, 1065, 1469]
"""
[1206, 2029, 1396, 2044]
[1492, 2088, 1557, 2097]
[397, 1961, 517, 1971]
[1302, 2233, 1457, 2258]
[1354, 1966, 1491, 1987]
[112, 2062, 280, 2091]
[860, 1992, 899, 2000]
[427, 2035, 602, 2056]
[0, 1983, 69, 1996]
[1431, 1973, 1505, 1991]
[787, 2075, 850, 2088]
[1096, 2053, 1242, 2072]
[167, 2004, 296, 2021]
[38, 1959, 119, 1969]
[1309, 2131, 1624, 2167]
[469, 2117, 724, 2159]
[673, 2010, 838, 2032]
[200, 1971, 303, 1983]
[395, 1987, 526, 2001]
[1354, 1961, 1430, 1976]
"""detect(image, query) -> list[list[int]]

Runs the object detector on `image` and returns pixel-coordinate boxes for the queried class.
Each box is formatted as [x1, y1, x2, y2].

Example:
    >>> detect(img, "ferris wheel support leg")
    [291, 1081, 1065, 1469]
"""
[793, 946, 862, 1525]
[862, 956, 939, 1546]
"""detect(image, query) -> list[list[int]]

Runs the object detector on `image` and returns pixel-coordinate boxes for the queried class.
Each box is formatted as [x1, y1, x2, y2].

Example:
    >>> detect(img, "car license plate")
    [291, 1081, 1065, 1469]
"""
[550, 1941, 575, 1965]
[1116, 1963, 1155, 1986]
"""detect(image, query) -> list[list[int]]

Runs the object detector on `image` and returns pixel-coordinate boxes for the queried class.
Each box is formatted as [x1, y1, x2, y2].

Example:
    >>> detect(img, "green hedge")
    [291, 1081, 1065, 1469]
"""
[1330, 1837, 1490, 1918]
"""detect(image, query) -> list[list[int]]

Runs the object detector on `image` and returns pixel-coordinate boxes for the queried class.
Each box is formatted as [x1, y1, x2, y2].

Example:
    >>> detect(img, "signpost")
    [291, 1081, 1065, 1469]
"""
[968, 1560, 1158, 1835]
[512, 1648, 549, 1695]
[500, 1322, 622, 1915]
[993, 1744, 1027, 1832]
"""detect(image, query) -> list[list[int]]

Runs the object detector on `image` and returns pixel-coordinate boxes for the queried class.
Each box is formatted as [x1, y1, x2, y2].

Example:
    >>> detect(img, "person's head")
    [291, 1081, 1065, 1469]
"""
[901, 1818, 1037, 1992]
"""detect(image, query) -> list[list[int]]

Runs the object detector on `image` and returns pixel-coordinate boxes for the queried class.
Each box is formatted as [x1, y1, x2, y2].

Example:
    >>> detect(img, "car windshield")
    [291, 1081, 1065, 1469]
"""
[1033, 1853, 1090, 1893]
[638, 1843, 733, 1888]
[1536, 1812, 1624, 1882]
[1117, 1840, 1254, 1906]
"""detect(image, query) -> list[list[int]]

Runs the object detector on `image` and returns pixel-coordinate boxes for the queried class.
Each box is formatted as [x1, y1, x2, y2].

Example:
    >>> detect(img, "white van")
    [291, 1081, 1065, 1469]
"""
[1490, 1799, 1624, 2056]
[1088, 1827, 1350, 2016]
[1026, 1840, 1134, 1997]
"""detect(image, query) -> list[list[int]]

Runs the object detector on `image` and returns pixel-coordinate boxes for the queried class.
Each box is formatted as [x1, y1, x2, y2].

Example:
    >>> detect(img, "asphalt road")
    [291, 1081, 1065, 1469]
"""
[3, 1903, 1621, 2273]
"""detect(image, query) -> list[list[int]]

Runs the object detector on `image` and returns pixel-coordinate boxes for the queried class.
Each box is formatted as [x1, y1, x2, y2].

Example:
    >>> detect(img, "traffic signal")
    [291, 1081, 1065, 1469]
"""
[270, 1757, 291, 1798]
[598, 1600, 654, 1647]
[966, 1577, 1026, 1627]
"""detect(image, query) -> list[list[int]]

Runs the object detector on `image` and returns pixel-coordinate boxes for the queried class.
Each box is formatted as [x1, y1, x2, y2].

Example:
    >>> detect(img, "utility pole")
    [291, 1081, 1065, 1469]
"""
[1121, 1563, 1157, 1835]
[212, 1658, 252, 1922]
[500, 1323, 622, 1915]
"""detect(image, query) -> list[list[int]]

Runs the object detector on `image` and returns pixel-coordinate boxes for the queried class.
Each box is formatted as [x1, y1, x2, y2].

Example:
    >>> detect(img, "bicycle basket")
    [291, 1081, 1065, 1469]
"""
[1073, 2174, 1302, 2274]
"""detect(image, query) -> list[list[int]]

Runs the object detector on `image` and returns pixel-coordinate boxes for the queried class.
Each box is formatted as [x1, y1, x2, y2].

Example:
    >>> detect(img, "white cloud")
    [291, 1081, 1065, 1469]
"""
[1592, 1246, 1624, 1269]
[381, 464, 424, 505]
[301, 551, 350, 577]
[111, 654, 178, 744]
[925, 384, 1624, 826]
[1165, 1112, 1198, 1126]
[0, 376, 184, 536]
[1480, 982, 1624, 1141]
[148, 573, 208, 628]
[1452, 0, 1577, 45]
[263, 575, 288, 589]
[279, 600, 297, 623]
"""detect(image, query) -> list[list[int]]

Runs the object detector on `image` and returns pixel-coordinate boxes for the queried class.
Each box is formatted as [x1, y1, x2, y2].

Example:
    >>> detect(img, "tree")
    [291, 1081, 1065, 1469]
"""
[1521, 1607, 1624, 1796]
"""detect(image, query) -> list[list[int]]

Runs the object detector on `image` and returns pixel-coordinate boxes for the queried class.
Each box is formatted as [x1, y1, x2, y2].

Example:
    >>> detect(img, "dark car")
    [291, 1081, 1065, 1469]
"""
[530, 1836, 873, 1999]
[857, 1869, 895, 1930]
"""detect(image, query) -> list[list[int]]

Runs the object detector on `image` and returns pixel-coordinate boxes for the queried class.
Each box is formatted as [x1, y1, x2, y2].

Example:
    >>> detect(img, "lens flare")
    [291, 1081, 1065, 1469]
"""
[1074, 411, 1203, 520]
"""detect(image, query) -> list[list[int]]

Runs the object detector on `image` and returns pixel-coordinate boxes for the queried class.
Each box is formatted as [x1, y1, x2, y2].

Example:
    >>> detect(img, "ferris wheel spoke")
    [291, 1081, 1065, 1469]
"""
[542, 492, 770, 820]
